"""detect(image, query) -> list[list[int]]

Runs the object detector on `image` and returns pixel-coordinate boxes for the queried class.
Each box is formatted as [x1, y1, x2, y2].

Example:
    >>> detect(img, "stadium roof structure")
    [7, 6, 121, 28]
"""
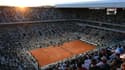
[55, 0, 125, 8]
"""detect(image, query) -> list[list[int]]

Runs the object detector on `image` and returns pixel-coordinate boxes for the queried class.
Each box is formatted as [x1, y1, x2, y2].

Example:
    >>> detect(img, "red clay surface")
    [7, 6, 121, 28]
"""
[30, 40, 96, 67]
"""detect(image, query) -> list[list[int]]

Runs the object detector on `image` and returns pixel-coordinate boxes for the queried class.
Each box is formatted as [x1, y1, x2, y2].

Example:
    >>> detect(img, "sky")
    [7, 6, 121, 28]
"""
[0, 0, 101, 7]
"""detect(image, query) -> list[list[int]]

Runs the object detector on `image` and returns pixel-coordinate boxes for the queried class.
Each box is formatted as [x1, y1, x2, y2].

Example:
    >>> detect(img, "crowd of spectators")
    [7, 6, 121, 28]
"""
[0, 7, 75, 23]
[0, 7, 125, 25]
[0, 22, 124, 70]
[46, 43, 125, 70]
[0, 6, 124, 70]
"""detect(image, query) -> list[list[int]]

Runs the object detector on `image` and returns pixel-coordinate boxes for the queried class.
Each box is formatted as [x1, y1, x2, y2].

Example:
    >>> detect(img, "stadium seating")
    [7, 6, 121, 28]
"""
[0, 22, 124, 70]
[0, 7, 125, 25]
[0, 7, 124, 70]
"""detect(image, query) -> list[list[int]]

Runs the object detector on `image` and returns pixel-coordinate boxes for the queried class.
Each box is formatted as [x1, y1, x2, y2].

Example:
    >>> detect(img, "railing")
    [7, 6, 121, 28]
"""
[77, 23, 125, 33]
[0, 19, 75, 24]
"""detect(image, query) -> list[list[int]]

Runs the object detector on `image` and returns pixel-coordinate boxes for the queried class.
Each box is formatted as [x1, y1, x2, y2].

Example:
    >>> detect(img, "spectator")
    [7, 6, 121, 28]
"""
[89, 59, 100, 70]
